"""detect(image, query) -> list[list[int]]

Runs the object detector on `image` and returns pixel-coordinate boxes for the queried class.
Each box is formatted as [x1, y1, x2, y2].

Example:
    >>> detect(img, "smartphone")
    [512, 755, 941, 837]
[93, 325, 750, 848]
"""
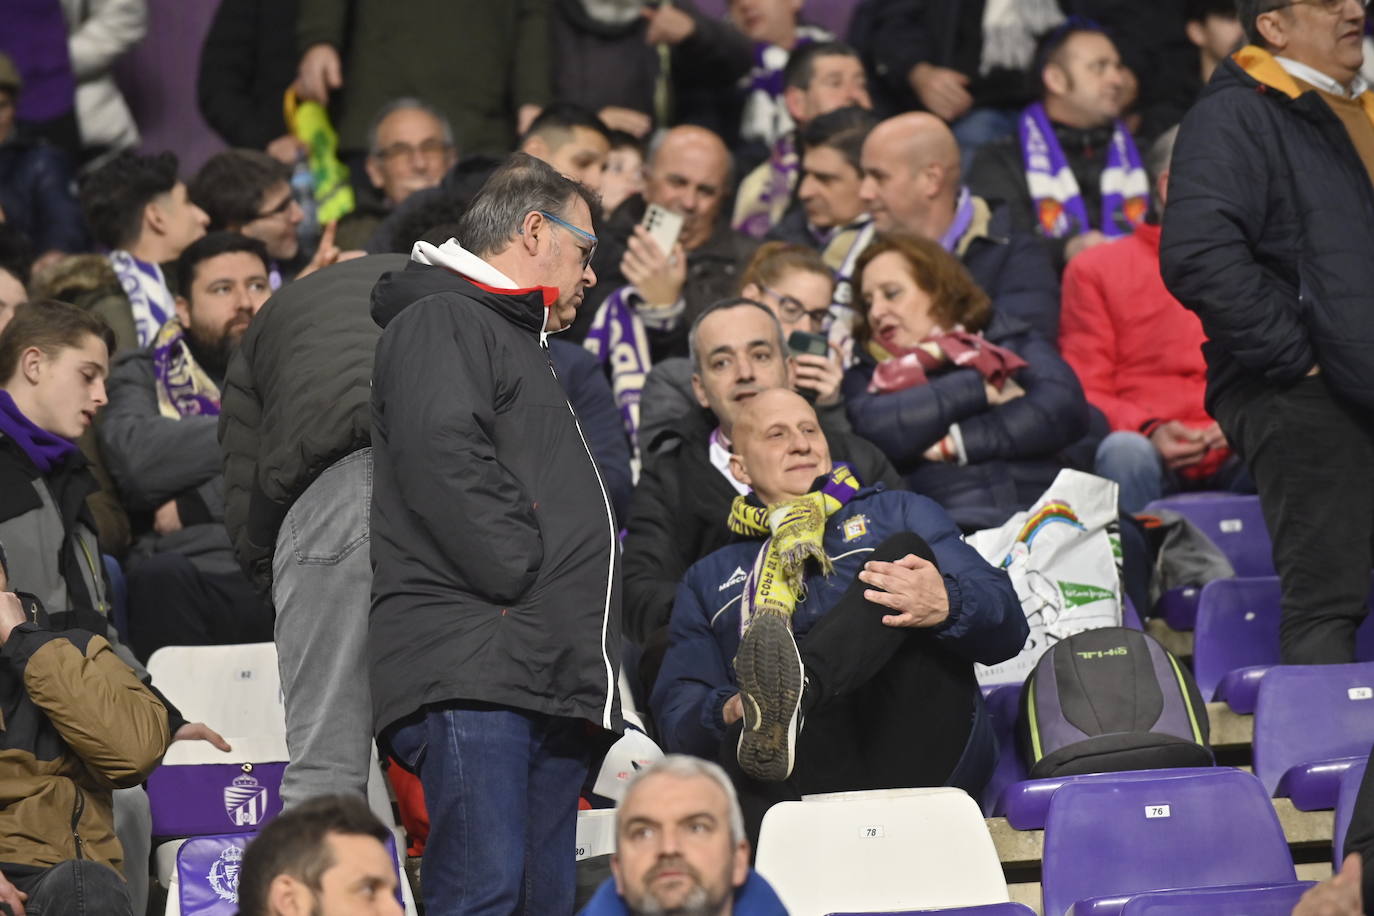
[788, 330, 829, 358]
[641, 203, 684, 255]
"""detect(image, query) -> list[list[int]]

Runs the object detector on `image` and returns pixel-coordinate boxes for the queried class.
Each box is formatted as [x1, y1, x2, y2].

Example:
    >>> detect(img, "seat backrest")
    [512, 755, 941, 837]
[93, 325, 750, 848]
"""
[1192, 578, 1282, 699]
[177, 834, 254, 916]
[575, 808, 617, 861]
[148, 643, 285, 738]
[1117, 882, 1314, 915]
[755, 788, 1009, 916]
[1143, 494, 1273, 578]
[1334, 757, 1370, 868]
[1253, 663, 1374, 795]
[1040, 769, 1295, 916]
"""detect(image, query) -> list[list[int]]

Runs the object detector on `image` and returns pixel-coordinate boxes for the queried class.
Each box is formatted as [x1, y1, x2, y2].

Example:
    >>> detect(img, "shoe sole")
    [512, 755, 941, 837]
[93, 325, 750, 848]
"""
[735, 610, 803, 782]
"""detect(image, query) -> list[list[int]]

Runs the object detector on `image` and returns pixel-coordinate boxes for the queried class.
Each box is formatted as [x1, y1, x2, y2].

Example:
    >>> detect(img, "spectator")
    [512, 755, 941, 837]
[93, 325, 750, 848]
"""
[858, 0, 1065, 166]
[370, 154, 619, 914]
[577, 125, 757, 362]
[1161, 0, 1374, 664]
[78, 150, 210, 348]
[99, 232, 275, 662]
[0, 552, 169, 916]
[1137, 0, 1245, 140]
[221, 254, 402, 809]
[0, 3, 80, 157]
[197, 0, 301, 161]
[0, 54, 90, 265]
[601, 130, 646, 216]
[294, 0, 551, 157]
[0, 265, 22, 332]
[653, 388, 1025, 836]
[365, 103, 611, 253]
[58, 0, 145, 165]
[190, 150, 346, 286]
[732, 41, 871, 238]
[579, 755, 787, 916]
[968, 22, 1149, 272]
[860, 112, 1061, 343]
[766, 106, 876, 276]
[237, 794, 402, 916]
[730, 0, 834, 154]
[637, 244, 846, 452]
[842, 234, 1088, 530]
[338, 99, 457, 250]
[28, 253, 139, 356]
[1061, 127, 1251, 513]
[622, 298, 902, 673]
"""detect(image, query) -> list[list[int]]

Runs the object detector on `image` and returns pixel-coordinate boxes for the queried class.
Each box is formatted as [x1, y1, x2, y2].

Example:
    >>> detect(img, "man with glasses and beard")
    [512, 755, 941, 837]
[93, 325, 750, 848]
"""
[580, 755, 788, 916]
[99, 232, 275, 663]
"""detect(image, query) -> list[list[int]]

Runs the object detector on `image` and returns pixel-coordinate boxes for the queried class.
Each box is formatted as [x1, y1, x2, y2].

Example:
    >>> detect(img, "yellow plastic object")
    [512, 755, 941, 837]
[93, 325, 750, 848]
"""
[283, 89, 355, 223]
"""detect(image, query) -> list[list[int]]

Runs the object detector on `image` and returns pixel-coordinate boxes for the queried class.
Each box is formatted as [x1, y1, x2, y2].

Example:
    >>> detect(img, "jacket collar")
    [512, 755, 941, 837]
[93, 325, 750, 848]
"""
[1232, 44, 1374, 121]
[410, 239, 559, 342]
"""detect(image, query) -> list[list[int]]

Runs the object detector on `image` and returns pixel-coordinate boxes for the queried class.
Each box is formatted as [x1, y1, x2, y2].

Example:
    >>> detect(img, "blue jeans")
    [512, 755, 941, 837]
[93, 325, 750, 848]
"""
[389, 703, 592, 916]
[951, 107, 1019, 174]
[1094, 431, 1256, 514]
[10, 861, 131, 916]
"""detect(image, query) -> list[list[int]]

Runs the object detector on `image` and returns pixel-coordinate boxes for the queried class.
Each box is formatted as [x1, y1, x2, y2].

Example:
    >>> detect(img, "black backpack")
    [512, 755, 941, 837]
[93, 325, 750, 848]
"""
[1018, 627, 1212, 779]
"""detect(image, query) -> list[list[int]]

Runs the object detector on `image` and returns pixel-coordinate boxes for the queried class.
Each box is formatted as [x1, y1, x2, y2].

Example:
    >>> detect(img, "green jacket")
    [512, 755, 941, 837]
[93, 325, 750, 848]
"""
[297, 0, 552, 156]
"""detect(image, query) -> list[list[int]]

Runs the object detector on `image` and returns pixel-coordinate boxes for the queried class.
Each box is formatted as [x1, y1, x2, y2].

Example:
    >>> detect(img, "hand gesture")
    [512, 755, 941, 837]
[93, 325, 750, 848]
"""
[858, 553, 950, 628]
[0, 871, 28, 916]
[296, 44, 342, 103]
[622, 225, 686, 307]
[153, 500, 182, 535]
[1293, 853, 1362, 916]
[1149, 420, 1209, 470]
[642, 4, 696, 45]
[298, 222, 341, 281]
[984, 377, 1025, 406]
[909, 64, 973, 122]
[173, 722, 232, 752]
[790, 345, 843, 407]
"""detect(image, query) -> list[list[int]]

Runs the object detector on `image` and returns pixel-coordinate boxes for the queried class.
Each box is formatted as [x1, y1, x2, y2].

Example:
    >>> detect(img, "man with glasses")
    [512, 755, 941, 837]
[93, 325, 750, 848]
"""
[1162, 0, 1374, 664]
[336, 99, 458, 250]
[368, 152, 620, 915]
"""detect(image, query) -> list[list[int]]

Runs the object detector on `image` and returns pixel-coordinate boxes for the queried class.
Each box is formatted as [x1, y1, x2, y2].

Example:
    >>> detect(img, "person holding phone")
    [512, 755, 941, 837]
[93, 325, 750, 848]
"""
[843, 234, 1088, 531]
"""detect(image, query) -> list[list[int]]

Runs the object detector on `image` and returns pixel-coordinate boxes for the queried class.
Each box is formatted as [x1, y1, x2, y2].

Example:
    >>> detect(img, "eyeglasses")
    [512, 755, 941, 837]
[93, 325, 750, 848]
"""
[1269, 0, 1369, 12]
[539, 210, 598, 270]
[373, 139, 454, 162]
[761, 284, 831, 329]
[253, 193, 297, 221]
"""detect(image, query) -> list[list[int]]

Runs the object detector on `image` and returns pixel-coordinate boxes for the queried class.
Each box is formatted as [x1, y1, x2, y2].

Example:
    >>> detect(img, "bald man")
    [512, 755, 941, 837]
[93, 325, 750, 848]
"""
[859, 112, 1062, 344]
[572, 125, 759, 360]
[652, 388, 1025, 838]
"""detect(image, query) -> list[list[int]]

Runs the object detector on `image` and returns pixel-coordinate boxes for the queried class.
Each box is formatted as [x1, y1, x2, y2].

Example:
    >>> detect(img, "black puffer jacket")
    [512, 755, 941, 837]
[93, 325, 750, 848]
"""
[842, 313, 1088, 530]
[1161, 47, 1374, 413]
[369, 261, 622, 736]
[219, 255, 408, 592]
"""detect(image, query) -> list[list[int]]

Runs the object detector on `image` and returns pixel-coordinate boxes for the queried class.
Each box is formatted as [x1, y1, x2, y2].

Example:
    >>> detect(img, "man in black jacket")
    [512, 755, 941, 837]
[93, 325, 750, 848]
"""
[622, 299, 903, 673]
[369, 153, 619, 915]
[1161, 0, 1374, 664]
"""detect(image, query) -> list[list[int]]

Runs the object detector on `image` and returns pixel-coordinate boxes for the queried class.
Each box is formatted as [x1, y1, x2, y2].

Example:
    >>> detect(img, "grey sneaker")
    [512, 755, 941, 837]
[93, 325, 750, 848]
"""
[734, 608, 804, 782]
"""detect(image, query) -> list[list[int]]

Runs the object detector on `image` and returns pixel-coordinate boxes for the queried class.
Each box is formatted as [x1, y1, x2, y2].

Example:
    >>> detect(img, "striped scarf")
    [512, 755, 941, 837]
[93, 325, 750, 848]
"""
[729, 464, 861, 632]
[151, 320, 221, 418]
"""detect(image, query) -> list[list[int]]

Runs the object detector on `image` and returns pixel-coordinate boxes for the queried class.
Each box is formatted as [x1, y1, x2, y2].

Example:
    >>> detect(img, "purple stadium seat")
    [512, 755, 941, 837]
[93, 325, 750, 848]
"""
[998, 768, 1220, 832]
[1195, 579, 1374, 711]
[1253, 663, 1374, 803]
[1040, 769, 1296, 916]
[1334, 757, 1368, 868]
[1115, 882, 1315, 915]
[981, 683, 1028, 816]
[827, 907, 1037, 915]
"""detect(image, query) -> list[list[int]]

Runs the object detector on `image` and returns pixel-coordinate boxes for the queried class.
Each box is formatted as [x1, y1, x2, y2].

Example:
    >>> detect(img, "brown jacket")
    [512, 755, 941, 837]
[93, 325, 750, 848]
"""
[0, 619, 169, 877]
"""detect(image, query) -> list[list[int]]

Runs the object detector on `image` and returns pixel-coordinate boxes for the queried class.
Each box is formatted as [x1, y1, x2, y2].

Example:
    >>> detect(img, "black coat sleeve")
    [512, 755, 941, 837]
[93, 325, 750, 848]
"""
[621, 449, 690, 645]
[549, 339, 633, 526]
[198, 0, 283, 149]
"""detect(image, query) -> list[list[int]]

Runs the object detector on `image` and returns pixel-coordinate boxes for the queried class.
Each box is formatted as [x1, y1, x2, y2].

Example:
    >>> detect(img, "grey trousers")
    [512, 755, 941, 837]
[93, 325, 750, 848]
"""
[273, 448, 375, 807]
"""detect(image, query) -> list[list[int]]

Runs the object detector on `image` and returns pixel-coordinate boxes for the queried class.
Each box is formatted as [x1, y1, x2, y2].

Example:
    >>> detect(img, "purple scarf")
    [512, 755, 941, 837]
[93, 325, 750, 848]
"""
[1018, 102, 1149, 240]
[940, 187, 977, 252]
[583, 287, 652, 458]
[734, 134, 800, 238]
[0, 390, 77, 473]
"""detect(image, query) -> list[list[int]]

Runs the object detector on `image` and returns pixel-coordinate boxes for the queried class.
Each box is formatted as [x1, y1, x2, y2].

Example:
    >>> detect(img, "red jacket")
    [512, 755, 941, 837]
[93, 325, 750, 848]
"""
[1061, 223, 1230, 479]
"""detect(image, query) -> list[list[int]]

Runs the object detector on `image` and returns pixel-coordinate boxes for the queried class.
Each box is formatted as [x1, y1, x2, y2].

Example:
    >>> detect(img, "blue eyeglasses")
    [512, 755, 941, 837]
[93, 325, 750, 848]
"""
[539, 210, 598, 270]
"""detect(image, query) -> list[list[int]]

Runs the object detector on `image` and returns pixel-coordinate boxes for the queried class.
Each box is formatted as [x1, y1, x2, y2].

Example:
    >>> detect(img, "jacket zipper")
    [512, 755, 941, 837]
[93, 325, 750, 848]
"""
[544, 349, 619, 729]
[76, 536, 110, 615]
[71, 786, 86, 859]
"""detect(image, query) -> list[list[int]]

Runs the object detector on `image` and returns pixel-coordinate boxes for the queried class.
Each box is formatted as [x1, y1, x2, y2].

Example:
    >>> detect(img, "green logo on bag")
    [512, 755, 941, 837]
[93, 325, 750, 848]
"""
[1058, 581, 1115, 607]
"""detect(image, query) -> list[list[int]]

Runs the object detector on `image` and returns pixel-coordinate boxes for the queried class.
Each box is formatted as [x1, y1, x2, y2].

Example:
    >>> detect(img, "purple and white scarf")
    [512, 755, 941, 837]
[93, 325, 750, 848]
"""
[151, 320, 221, 418]
[109, 250, 176, 348]
[734, 134, 800, 238]
[940, 187, 977, 252]
[584, 287, 653, 462]
[1018, 102, 1149, 240]
[738, 25, 832, 147]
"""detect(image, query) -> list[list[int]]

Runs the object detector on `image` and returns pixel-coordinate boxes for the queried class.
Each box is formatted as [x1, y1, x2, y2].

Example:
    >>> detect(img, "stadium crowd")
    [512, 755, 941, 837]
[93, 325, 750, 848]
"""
[1, 0, 1374, 914]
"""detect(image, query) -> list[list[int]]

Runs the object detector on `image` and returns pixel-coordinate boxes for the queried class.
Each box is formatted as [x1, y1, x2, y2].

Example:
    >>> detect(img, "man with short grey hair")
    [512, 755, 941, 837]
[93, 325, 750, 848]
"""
[578, 755, 788, 916]
[369, 151, 622, 915]
[1161, 0, 1374, 664]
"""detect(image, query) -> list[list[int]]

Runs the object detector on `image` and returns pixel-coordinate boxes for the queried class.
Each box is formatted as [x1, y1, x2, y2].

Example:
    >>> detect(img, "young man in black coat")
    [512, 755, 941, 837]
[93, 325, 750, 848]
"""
[369, 153, 620, 915]
[1161, 0, 1374, 665]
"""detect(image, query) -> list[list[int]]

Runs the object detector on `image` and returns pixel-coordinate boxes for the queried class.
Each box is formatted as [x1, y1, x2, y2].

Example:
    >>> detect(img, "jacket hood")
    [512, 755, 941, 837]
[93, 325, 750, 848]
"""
[370, 240, 558, 336]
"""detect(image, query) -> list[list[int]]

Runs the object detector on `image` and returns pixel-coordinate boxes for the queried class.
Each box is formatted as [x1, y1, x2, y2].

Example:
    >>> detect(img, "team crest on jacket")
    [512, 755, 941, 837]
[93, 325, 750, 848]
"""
[207, 844, 245, 902]
[842, 514, 869, 542]
[224, 771, 269, 826]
